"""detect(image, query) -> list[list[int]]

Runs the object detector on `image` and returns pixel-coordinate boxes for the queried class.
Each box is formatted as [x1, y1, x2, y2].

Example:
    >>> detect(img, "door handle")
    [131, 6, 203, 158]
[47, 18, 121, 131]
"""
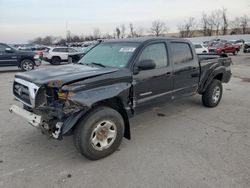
[165, 72, 171, 77]
[192, 67, 197, 70]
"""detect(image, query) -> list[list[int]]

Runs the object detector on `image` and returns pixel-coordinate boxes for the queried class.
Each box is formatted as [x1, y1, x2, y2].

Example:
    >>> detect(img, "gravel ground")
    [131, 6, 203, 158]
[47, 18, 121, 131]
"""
[0, 52, 250, 188]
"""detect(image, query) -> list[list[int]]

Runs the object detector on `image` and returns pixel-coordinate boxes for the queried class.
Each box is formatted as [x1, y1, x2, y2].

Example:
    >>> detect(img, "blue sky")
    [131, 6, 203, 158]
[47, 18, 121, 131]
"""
[0, 0, 249, 43]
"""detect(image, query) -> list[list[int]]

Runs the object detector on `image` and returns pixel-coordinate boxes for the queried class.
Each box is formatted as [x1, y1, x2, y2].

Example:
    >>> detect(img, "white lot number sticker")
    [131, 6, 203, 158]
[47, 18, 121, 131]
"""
[119, 47, 136, 52]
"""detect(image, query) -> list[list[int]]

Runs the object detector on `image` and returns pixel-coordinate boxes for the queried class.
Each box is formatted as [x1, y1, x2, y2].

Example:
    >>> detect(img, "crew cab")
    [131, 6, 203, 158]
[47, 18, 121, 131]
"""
[208, 42, 238, 55]
[0, 43, 41, 71]
[9, 38, 232, 160]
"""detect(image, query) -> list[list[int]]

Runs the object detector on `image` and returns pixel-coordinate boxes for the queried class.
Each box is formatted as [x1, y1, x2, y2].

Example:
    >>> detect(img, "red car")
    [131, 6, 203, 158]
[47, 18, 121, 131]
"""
[209, 43, 237, 55]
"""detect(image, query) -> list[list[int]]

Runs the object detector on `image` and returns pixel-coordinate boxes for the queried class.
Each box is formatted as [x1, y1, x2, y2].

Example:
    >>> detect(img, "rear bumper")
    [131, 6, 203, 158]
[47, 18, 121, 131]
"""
[35, 60, 41, 66]
[43, 57, 51, 62]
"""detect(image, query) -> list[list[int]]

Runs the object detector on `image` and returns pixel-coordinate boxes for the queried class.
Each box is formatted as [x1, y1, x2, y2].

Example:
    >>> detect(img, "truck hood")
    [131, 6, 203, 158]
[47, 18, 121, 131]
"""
[15, 64, 120, 86]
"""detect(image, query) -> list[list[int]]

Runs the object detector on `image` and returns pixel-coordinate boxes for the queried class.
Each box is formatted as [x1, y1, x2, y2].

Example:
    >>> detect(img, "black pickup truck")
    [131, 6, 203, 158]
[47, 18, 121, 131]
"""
[10, 37, 231, 160]
[0, 43, 41, 71]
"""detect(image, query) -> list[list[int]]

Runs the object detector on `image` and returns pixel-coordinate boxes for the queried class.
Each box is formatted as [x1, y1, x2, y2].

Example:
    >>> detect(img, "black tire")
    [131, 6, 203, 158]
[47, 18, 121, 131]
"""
[233, 51, 236, 55]
[20, 59, 35, 71]
[74, 106, 124, 160]
[51, 56, 61, 65]
[202, 79, 223, 107]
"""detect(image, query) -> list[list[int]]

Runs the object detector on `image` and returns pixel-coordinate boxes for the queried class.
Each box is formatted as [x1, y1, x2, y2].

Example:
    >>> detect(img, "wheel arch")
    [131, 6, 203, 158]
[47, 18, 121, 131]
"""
[199, 69, 226, 94]
[92, 97, 131, 140]
[61, 97, 131, 140]
[18, 58, 35, 67]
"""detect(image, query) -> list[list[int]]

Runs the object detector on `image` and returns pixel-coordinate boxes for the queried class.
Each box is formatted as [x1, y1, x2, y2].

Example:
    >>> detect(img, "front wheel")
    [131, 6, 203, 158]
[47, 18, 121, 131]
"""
[74, 106, 124, 160]
[202, 79, 223, 107]
[20, 59, 35, 71]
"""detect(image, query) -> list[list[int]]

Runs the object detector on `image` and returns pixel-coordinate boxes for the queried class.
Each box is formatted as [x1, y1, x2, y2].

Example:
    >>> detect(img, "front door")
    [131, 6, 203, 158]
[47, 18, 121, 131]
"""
[133, 42, 173, 113]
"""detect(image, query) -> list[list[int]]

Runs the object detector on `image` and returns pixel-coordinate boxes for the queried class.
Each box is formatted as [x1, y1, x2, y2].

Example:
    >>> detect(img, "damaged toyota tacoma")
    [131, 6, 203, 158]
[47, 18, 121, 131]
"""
[9, 37, 232, 160]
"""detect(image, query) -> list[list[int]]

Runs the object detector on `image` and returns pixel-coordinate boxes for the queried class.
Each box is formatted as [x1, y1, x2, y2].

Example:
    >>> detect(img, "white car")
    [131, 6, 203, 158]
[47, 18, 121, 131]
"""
[194, 43, 208, 54]
[43, 47, 78, 65]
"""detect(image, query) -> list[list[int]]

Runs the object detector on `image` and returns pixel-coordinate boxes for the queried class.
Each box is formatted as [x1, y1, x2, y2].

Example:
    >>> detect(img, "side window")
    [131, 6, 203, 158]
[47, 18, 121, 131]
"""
[53, 48, 68, 52]
[68, 48, 77, 53]
[53, 48, 62, 52]
[139, 43, 168, 68]
[171, 42, 193, 64]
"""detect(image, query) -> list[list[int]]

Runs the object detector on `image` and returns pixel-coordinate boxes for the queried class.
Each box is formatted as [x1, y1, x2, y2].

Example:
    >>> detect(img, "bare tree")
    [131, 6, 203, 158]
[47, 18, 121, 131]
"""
[211, 10, 222, 36]
[30, 37, 43, 44]
[230, 17, 242, 34]
[43, 36, 55, 45]
[120, 24, 126, 38]
[66, 30, 72, 42]
[136, 26, 145, 37]
[116, 27, 121, 38]
[201, 13, 209, 36]
[221, 8, 228, 35]
[129, 23, 135, 37]
[93, 28, 101, 39]
[177, 17, 196, 38]
[206, 15, 215, 36]
[150, 20, 168, 36]
[240, 15, 249, 34]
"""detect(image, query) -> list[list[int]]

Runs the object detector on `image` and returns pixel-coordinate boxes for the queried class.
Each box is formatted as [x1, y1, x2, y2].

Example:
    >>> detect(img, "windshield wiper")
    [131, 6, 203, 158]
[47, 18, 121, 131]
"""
[88, 62, 106, 68]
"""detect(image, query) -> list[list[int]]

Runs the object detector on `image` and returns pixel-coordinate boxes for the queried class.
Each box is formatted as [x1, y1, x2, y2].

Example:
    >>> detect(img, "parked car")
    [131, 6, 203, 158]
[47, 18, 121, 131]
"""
[230, 39, 245, 47]
[9, 37, 232, 160]
[208, 42, 237, 55]
[43, 47, 78, 65]
[0, 43, 41, 71]
[194, 43, 208, 53]
[243, 42, 250, 53]
[68, 44, 97, 63]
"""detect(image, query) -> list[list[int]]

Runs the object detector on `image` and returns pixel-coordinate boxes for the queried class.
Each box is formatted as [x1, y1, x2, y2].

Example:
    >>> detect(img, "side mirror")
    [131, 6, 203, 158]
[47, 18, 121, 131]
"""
[5, 48, 14, 53]
[136, 59, 156, 71]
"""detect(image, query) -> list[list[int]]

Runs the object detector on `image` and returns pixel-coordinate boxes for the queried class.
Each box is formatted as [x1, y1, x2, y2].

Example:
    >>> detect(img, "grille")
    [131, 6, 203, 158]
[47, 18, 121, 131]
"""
[209, 49, 216, 52]
[13, 81, 32, 105]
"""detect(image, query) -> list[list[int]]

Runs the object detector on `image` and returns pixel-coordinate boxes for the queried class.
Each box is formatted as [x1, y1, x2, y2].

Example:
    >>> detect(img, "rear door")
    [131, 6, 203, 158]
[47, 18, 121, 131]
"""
[133, 41, 173, 112]
[170, 41, 200, 99]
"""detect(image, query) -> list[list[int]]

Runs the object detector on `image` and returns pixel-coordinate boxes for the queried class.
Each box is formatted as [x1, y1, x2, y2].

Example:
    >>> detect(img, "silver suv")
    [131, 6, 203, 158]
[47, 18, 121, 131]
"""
[43, 47, 78, 65]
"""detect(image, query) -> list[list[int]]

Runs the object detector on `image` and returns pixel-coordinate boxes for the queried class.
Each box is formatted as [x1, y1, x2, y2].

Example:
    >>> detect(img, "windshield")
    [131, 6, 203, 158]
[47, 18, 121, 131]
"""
[78, 42, 139, 68]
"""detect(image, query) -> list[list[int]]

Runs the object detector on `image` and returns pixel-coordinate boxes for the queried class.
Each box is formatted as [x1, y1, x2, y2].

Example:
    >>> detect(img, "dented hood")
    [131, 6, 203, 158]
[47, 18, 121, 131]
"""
[15, 64, 120, 86]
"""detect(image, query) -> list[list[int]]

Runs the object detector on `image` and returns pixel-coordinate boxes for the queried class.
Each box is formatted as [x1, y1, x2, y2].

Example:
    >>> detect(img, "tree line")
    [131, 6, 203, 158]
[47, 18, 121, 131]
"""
[178, 8, 250, 38]
[30, 8, 249, 45]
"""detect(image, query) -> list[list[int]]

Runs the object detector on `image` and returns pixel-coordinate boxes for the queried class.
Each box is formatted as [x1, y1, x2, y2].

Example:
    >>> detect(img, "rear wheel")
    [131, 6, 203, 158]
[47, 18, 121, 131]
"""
[20, 59, 35, 71]
[51, 56, 61, 65]
[74, 106, 124, 160]
[202, 79, 223, 107]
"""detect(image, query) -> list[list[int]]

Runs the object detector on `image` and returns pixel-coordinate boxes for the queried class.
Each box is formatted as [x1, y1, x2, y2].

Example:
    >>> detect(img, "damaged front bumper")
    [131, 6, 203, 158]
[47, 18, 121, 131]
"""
[9, 105, 42, 128]
[9, 104, 64, 139]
